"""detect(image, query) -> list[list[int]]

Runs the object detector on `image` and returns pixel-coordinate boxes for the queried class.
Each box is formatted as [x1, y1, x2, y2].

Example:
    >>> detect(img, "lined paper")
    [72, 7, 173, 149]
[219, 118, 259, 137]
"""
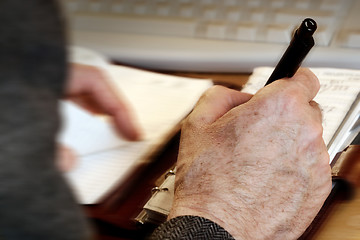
[242, 67, 360, 162]
[58, 101, 127, 156]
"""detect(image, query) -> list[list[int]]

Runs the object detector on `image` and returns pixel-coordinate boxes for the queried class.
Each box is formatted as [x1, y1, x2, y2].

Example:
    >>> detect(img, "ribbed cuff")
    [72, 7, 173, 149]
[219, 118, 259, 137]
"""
[149, 215, 235, 239]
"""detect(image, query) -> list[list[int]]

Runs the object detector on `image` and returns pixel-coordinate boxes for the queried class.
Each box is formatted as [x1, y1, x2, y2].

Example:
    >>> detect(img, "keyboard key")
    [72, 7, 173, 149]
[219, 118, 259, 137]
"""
[265, 24, 292, 43]
[342, 31, 360, 48]
[270, 0, 286, 8]
[177, 3, 195, 17]
[225, 8, 243, 22]
[201, 6, 219, 20]
[295, 0, 311, 9]
[109, 0, 128, 13]
[314, 26, 333, 46]
[86, 0, 105, 12]
[133, 2, 148, 15]
[224, 0, 239, 6]
[205, 22, 227, 39]
[155, 3, 171, 16]
[246, 0, 262, 8]
[201, 0, 217, 4]
[234, 23, 258, 41]
[249, 8, 266, 22]
[320, 0, 344, 10]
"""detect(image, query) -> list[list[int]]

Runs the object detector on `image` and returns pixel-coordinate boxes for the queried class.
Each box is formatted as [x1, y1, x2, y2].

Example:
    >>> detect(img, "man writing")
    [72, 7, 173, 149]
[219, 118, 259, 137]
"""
[0, 0, 331, 239]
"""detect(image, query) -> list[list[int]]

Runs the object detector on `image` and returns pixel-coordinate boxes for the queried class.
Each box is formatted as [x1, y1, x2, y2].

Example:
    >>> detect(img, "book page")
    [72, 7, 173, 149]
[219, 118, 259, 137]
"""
[58, 101, 128, 156]
[59, 65, 212, 204]
[242, 67, 360, 162]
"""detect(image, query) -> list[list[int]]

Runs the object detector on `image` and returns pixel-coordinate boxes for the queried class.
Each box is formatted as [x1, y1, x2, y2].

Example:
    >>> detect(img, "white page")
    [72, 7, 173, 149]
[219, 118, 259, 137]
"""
[242, 67, 360, 162]
[58, 101, 128, 156]
[59, 65, 212, 204]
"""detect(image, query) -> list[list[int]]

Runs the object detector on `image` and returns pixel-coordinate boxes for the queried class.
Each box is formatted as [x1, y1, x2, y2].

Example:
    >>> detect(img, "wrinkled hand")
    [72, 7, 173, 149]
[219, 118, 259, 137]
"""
[169, 68, 332, 240]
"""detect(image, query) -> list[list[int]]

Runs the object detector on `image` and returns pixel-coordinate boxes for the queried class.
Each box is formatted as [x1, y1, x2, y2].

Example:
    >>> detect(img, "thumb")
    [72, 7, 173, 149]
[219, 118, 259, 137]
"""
[189, 85, 253, 125]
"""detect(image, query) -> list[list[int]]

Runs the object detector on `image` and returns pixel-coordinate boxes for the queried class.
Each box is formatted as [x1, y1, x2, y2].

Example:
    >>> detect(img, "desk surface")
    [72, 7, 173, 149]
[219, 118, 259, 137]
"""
[86, 71, 360, 240]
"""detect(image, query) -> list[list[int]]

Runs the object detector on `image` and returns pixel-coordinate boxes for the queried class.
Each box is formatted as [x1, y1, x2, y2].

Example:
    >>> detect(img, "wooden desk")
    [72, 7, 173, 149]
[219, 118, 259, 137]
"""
[310, 145, 360, 240]
[85, 71, 360, 240]
[313, 190, 360, 239]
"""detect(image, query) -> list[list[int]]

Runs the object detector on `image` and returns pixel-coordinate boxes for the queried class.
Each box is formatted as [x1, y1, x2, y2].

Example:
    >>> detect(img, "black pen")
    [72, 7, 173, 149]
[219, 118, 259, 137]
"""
[265, 18, 317, 86]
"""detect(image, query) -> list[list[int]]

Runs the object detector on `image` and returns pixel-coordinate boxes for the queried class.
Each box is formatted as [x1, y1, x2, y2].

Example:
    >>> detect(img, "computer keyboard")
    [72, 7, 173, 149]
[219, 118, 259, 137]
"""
[61, 0, 360, 72]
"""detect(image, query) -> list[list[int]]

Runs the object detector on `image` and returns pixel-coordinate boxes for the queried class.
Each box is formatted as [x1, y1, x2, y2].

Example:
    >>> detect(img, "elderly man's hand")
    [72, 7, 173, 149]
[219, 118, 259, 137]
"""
[169, 68, 332, 240]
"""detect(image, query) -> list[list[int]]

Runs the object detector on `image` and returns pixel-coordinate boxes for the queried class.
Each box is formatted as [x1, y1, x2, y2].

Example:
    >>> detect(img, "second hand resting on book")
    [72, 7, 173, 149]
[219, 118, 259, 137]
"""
[56, 63, 142, 172]
[156, 68, 332, 239]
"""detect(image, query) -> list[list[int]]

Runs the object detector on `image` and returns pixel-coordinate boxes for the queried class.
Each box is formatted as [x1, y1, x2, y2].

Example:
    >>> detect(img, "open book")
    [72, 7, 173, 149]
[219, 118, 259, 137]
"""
[57, 47, 213, 204]
[242, 67, 360, 162]
[138, 66, 360, 225]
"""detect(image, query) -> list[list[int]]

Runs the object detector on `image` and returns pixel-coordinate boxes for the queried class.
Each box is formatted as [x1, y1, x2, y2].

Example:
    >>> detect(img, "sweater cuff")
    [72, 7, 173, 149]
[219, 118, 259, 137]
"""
[149, 215, 235, 239]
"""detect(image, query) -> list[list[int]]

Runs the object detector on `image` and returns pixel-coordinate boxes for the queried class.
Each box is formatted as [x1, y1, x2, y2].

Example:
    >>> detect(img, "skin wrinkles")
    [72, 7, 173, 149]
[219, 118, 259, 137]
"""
[170, 69, 332, 240]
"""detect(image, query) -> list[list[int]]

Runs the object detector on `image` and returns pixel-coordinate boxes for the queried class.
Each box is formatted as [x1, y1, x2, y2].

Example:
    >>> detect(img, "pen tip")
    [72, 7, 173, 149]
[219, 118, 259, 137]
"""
[298, 18, 317, 37]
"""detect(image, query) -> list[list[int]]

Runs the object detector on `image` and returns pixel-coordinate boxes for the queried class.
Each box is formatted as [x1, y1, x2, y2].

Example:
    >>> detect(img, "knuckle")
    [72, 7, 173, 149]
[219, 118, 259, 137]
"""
[309, 121, 324, 138]
[262, 88, 302, 115]
[278, 87, 303, 105]
[182, 115, 196, 129]
[201, 85, 224, 99]
[302, 120, 324, 148]
[296, 68, 320, 89]
[182, 112, 205, 131]
[194, 85, 223, 109]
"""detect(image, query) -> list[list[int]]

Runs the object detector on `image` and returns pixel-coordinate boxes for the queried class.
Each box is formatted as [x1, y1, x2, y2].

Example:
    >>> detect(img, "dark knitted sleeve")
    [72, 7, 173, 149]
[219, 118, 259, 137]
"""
[149, 216, 235, 240]
[0, 0, 93, 239]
